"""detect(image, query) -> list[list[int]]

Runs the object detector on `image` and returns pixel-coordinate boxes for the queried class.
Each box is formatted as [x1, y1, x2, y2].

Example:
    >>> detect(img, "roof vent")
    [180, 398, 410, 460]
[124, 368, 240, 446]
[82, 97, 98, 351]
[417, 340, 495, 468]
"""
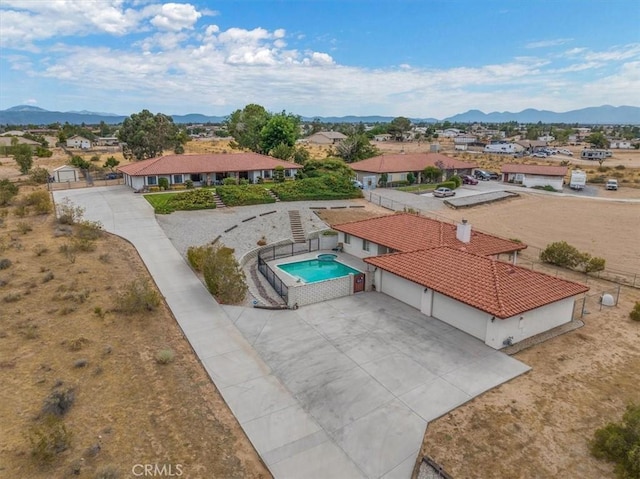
[456, 219, 471, 243]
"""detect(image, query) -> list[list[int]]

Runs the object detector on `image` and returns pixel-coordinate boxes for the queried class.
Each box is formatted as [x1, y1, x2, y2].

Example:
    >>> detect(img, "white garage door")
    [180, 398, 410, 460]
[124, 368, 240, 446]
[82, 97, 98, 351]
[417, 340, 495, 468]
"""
[380, 271, 422, 310]
[432, 293, 487, 340]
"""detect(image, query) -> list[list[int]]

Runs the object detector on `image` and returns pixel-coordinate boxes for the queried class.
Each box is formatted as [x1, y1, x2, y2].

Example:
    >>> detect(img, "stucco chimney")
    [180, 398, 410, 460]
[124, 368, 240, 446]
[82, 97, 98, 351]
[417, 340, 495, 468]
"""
[456, 219, 471, 243]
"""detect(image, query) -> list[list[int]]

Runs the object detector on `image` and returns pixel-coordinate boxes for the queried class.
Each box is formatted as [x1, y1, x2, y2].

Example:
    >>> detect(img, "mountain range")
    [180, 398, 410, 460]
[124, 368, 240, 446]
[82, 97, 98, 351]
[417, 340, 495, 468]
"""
[1, 104, 638, 126]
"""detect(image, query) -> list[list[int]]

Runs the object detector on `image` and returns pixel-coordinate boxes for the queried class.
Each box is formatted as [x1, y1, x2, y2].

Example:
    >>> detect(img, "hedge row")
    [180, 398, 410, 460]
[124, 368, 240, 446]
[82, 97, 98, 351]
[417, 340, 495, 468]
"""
[216, 185, 275, 207]
[154, 189, 216, 214]
[270, 177, 363, 201]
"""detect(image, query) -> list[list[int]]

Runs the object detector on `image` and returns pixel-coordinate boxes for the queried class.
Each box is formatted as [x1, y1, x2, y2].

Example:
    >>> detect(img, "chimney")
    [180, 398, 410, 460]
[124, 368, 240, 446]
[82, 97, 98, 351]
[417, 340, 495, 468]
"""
[456, 219, 471, 243]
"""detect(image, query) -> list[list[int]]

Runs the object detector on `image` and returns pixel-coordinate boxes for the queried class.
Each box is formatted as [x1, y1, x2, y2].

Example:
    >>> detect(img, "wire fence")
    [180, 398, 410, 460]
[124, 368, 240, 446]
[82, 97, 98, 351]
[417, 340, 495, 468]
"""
[256, 239, 321, 302]
[573, 286, 621, 319]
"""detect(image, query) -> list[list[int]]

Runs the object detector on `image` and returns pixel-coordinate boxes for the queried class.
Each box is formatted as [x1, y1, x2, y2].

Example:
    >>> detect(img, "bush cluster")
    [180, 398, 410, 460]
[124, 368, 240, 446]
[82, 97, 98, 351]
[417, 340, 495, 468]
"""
[271, 176, 362, 201]
[28, 415, 72, 464]
[630, 302, 640, 322]
[0, 179, 19, 206]
[590, 402, 640, 478]
[187, 244, 247, 304]
[153, 189, 216, 214]
[114, 279, 161, 315]
[436, 181, 457, 190]
[539, 241, 606, 273]
[216, 185, 275, 207]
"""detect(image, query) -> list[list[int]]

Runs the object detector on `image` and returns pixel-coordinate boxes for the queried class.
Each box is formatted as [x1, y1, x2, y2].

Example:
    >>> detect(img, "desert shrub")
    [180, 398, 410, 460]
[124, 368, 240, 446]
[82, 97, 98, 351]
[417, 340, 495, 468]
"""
[13, 204, 28, 217]
[67, 337, 88, 351]
[155, 349, 175, 364]
[58, 243, 76, 263]
[56, 198, 84, 225]
[94, 306, 105, 318]
[184, 179, 194, 189]
[615, 164, 626, 170]
[42, 271, 54, 283]
[42, 388, 75, 417]
[201, 244, 247, 304]
[114, 279, 161, 315]
[17, 222, 32, 234]
[0, 258, 11, 270]
[73, 358, 88, 368]
[585, 256, 606, 273]
[271, 176, 362, 201]
[29, 166, 51, 184]
[28, 415, 72, 464]
[540, 241, 587, 269]
[187, 245, 211, 271]
[322, 230, 338, 236]
[590, 402, 640, 478]
[597, 165, 610, 172]
[94, 465, 120, 479]
[34, 244, 48, 256]
[448, 175, 462, 188]
[0, 179, 19, 206]
[3, 292, 21, 303]
[75, 220, 103, 240]
[217, 184, 275, 206]
[98, 253, 111, 263]
[591, 175, 606, 184]
[630, 302, 640, 322]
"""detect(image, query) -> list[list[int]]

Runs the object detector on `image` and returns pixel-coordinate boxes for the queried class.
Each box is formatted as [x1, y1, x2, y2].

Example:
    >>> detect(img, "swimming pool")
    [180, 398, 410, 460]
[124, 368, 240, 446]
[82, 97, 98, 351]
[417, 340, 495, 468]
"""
[277, 256, 362, 284]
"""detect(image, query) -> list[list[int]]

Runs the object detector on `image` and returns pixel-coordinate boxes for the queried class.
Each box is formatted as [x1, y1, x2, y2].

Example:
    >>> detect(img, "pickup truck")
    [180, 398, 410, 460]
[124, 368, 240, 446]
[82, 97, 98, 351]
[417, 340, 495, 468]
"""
[606, 179, 618, 191]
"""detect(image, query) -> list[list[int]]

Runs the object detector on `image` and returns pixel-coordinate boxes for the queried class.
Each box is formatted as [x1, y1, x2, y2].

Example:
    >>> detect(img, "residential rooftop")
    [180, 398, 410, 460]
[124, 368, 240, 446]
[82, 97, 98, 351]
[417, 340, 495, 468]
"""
[501, 164, 568, 176]
[349, 152, 476, 173]
[333, 213, 526, 256]
[364, 246, 589, 319]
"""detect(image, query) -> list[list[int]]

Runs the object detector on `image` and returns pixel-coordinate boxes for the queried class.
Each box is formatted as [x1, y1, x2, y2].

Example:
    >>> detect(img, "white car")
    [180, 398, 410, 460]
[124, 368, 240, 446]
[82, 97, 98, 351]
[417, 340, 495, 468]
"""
[531, 152, 548, 158]
[433, 187, 456, 198]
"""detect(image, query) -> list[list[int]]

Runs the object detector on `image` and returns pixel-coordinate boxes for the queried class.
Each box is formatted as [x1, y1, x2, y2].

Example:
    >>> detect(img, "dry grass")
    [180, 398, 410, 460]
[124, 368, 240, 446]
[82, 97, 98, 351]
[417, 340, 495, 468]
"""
[0, 185, 269, 479]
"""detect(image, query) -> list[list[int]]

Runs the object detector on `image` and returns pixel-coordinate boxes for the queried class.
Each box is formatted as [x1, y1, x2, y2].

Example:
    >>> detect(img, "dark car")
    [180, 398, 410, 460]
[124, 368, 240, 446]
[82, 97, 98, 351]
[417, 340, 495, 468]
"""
[474, 170, 491, 181]
[461, 174, 478, 185]
[487, 171, 500, 180]
[105, 172, 118, 180]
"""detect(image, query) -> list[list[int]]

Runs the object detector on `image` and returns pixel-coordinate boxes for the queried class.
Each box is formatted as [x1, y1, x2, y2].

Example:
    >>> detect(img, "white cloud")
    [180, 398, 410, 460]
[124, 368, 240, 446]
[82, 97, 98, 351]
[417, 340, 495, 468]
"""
[150, 3, 201, 31]
[525, 38, 572, 49]
[24, 98, 38, 105]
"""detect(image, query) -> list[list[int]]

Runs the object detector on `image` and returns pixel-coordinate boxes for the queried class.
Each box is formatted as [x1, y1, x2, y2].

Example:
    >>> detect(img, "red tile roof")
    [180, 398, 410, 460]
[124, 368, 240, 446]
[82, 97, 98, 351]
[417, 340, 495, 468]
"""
[349, 153, 475, 173]
[117, 153, 302, 176]
[333, 213, 526, 256]
[364, 247, 588, 318]
[501, 164, 568, 176]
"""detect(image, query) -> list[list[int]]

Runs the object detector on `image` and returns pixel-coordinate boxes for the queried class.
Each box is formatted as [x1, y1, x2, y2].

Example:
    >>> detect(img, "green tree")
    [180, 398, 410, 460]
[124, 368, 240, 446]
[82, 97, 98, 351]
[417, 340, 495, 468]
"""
[270, 143, 295, 161]
[273, 165, 285, 183]
[590, 403, 640, 479]
[13, 144, 33, 174]
[335, 134, 380, 163]
[70, 155, 91, 170]
[388, 116, 412, 141]
[103, 156, 120, 171]
[293, 146, 311, 165]
[422, 166, 442, 183]
[225, 104, 271, 152]
[0, 179, 19, 206]
[297, 158, 354, 180]
[586, 132, 610, 149]
[260, 112, 300, 154]
[117, 109, 184, 161]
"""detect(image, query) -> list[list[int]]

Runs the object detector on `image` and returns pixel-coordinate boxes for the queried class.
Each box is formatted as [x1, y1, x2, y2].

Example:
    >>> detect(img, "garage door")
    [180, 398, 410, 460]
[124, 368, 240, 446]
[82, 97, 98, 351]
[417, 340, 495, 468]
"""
[380, 271, 422, 310]
[432, 293, 487, 340]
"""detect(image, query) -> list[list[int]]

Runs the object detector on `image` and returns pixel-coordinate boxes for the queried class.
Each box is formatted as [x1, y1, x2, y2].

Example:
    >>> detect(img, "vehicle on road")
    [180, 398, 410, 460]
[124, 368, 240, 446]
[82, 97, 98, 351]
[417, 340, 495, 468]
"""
[558, 148, 573, 156]
[606, 179, 618, 191]
[531, 152, 548, 158]
[433, 187, 456, 198]
[474, 170, 491, 181]
[461, 174, 478, 185]
[569, 170, 586, 190]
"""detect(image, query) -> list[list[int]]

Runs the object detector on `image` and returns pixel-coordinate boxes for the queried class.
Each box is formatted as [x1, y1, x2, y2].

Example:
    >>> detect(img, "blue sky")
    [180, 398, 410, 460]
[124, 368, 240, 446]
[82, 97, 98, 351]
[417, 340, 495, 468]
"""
[1, 0, 639, 118]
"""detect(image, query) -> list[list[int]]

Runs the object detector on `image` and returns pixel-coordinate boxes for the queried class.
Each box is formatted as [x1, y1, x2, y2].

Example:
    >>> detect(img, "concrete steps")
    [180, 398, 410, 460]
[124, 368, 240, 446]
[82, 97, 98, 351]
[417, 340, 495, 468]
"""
[213, 192, 226, 208]
[288, 210, 306, 243]
[267, 189, 281, 202]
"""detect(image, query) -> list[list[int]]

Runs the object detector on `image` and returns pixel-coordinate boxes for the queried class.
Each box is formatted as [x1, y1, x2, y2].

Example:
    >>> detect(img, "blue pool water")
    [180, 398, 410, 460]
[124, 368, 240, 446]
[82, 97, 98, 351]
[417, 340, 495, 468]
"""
[277, 257, 361, 283]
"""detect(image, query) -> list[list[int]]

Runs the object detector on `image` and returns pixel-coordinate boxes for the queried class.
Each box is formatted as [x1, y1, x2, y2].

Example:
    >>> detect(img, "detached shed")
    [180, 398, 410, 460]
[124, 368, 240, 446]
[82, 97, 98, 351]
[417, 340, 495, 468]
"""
[53, 165, 80, 182]
[501, 164, 568, 190]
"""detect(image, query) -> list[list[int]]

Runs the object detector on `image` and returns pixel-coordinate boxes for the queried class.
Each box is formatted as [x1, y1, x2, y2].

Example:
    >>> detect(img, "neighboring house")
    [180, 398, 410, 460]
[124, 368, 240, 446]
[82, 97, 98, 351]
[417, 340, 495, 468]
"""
[66, 135, 92, 149]
[516, 139, 548, 152]
[95, 137, 119, 146]
[453, 134, 477, 145]
[0, 130, 25, 137]
[349, 152, 476, 188]
[373, 134, 392, 142]
[501, 164, 568, 190]
[0, 136, 40, 148]
[332, 213, 588, 349]
[117, 153, 302, 190]
[610, 140, 632, 149]
[53, 165, 80, 182]
[538, 135, 555, 142]
[306, 131, 348, 145]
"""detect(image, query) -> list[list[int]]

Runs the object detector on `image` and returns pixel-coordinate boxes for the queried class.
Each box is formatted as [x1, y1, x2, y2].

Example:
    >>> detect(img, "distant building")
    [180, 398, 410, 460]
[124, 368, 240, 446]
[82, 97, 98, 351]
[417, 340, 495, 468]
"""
[306, 131, 348, 145]
[66, 135, 92, 149]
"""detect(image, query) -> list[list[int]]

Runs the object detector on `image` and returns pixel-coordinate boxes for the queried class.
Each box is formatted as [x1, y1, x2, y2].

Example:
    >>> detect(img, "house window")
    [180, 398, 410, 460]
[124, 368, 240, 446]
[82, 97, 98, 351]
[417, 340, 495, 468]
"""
[344, 233, 351, 245]
[285, 169, 292, 177]
[363, 239, 370, 252]
[263, 170, 272, 179]
[173, 174, 183, 184]
[147, 176, 157, 185]
[190, 174, 202, 182]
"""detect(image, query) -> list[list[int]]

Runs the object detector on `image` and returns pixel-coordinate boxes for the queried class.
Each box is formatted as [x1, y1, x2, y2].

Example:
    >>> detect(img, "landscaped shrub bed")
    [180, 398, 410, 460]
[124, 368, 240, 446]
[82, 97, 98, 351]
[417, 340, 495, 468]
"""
[271, 177, 362, 201]
[216, 185, 275, 207]
[145, 189, 215, 214]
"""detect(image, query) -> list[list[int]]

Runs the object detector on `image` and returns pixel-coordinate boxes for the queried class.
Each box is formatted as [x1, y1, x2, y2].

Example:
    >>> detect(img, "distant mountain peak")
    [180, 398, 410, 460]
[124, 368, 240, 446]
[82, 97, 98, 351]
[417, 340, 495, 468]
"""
[5, 105, 48, 112]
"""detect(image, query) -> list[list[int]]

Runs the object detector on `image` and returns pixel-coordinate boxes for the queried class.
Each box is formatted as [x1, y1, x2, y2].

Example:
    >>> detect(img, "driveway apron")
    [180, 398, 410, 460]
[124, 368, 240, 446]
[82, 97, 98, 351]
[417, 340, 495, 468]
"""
[53, 186, 530, 479]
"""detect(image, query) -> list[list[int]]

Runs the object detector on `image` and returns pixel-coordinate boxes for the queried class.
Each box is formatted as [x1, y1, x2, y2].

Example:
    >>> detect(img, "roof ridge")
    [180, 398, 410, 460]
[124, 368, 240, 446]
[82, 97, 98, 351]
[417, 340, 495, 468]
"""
[490, 259, 507, 317]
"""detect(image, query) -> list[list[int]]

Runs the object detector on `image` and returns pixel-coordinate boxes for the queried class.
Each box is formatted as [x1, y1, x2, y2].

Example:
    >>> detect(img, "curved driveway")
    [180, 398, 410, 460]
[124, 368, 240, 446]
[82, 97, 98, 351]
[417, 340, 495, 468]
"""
[53, 186, 529, 479]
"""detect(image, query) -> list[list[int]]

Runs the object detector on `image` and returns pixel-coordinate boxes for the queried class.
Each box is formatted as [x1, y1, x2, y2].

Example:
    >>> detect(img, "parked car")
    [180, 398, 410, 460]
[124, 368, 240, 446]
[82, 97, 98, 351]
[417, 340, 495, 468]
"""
[351, 179, 364, 189]
[461, 174, 478, 185]
[105, 172, 118, 180]
[433, 187, 456, 198]
[531, 152, 548, 158]
[606, 179, 618, 191]
[487, 171, 500, 180]
[474, 170, 491, 181]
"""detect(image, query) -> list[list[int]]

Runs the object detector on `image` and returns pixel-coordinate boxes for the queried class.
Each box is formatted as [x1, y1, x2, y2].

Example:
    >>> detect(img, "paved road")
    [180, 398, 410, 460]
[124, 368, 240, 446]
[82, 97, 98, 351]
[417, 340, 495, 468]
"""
[52, 186, 530, 479]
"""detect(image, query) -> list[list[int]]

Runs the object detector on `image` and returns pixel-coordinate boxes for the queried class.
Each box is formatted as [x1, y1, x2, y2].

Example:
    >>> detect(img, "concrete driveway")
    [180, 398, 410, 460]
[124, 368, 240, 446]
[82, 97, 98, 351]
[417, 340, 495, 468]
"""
[52, 186, 530, 479]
